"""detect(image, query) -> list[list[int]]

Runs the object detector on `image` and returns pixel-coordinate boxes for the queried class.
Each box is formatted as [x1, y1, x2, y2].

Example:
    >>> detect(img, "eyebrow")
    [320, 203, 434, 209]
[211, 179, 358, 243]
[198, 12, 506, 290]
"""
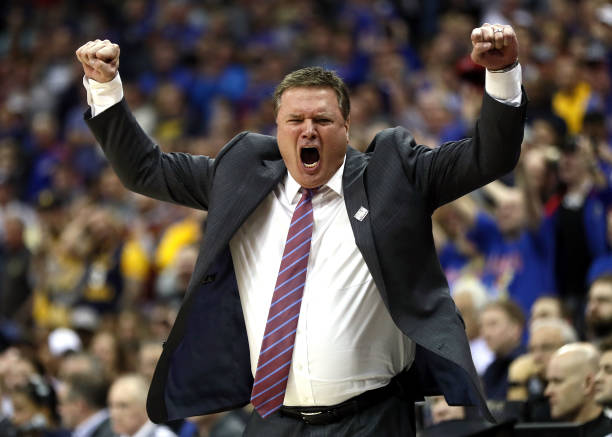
[286, 112, 334, 118]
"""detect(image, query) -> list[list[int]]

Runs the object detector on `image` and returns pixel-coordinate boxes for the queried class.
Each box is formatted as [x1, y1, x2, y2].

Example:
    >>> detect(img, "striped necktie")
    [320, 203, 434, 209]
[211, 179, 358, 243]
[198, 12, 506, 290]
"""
[250, 188, 315, 418]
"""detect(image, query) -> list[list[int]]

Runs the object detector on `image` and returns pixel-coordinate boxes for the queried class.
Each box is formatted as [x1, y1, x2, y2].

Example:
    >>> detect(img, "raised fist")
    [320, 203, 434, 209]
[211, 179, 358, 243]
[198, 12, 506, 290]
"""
[75, 39, 120, 83]
[470, 23, 519, 71]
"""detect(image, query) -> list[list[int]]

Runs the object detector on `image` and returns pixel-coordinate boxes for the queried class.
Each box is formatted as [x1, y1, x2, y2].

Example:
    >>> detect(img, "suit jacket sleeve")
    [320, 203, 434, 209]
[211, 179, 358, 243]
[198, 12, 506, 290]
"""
[396, 90, 527, 212]
[85, 98, 231, 210]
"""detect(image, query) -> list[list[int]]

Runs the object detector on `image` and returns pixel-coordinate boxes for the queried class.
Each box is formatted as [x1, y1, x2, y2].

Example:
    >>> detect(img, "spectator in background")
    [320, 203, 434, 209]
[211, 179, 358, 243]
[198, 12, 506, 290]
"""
[9, 375, 66, 437]
[25, 112, 64, 203]
[529, 318, 578, 377]
[586, 274, 612, 343]
[440, 179, 555, 315]
[56, 374, 114, 437]
[115, 310, 146, 373]
[89, 332, 123, 382]
[480, 299, 526, 400]
[552, 136, 610, 326]
[529, 295, 567, 325]
[551, 56, 592, 135]
[155, 243, 199, 305]
[0, 215, 32, 328]
[510, 317, 579, 421]
[57, 353, 103, 382]
[43, 328, 82, 379]
[0, 173, 38, 246]
[107, 374, 175, 437]
[137, 340, 162, 383]
[519, 139, 561, 206]
[595, 336, 612, 417]
[545, 343, 612, 435]
[451, 275, 493, 375]
[507, 354, 539, 402]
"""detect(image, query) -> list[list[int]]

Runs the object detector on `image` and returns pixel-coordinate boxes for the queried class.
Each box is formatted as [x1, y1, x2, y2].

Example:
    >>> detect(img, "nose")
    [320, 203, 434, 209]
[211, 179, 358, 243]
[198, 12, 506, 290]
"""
[301, 119, 317, 139]
[544, 383, 552, 397]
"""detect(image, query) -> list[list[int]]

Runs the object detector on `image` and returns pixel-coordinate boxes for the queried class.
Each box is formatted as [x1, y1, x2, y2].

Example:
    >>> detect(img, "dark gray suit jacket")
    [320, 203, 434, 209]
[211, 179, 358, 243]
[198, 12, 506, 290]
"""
[86, 90, 527, 424]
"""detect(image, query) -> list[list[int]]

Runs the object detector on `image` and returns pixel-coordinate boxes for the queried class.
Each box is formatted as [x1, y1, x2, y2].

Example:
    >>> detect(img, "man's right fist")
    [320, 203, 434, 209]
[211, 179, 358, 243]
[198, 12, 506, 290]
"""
[75, 39, 120, 83]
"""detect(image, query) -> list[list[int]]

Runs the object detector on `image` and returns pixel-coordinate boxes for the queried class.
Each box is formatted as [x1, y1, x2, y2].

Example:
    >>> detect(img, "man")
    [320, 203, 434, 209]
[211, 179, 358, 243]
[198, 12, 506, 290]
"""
[108, 374, 175, 437]
[545, 343, 612, 435]
[76, 22, 525, 436]
[137, 340, 163, 383]
[480, 299, 525, 399]
[529, 317, 578, 374]
[587, 274, 612, 342]
[451, 275, 493, 375]
[445, 180, 554, 315]
[545, 344, 601, 421]
[513, 317, 578, 421]
[57, 374, 115, 437]
[595, 336, 612, 419]
[529, 295, 566, 324]
[58, 352, 104, 381]
[0, 214, 32, 327]
[552, 135, 609, 324]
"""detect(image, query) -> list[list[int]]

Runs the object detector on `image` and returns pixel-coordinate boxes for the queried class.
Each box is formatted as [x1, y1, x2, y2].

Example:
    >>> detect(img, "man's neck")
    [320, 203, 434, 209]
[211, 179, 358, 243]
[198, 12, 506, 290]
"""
[572, 401, 602, 424]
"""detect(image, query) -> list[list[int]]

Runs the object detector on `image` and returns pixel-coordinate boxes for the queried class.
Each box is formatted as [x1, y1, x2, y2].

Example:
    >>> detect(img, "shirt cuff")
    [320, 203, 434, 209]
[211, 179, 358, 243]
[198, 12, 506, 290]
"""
[83, 74, 124, 117]
[485, 63, 522, 107]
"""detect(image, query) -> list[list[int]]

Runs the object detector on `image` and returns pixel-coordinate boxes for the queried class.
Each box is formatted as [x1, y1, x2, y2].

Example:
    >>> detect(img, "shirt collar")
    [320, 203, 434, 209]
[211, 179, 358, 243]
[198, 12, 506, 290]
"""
[284, 156, 346, 204]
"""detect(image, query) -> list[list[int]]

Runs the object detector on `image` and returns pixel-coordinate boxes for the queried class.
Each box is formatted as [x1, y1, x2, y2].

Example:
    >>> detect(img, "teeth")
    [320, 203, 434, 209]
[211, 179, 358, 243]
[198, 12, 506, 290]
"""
[304, 161, 319, 168]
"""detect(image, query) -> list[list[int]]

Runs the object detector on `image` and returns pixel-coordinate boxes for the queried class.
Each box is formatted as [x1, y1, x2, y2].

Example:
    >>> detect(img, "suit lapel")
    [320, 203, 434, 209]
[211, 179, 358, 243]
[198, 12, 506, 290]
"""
[342, 147, 389, 302]
[192, 156, 286, 284]
[192, 143, 387, 299]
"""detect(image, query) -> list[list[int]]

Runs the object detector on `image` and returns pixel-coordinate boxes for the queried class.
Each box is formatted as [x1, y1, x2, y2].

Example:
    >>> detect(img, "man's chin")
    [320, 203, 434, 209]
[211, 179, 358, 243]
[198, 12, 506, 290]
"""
[291, 170, 328, 189]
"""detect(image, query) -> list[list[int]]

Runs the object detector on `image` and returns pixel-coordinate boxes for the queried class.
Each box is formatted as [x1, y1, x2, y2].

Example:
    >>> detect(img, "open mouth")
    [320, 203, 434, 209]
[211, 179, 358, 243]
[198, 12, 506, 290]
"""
[300, 147, 320, 169]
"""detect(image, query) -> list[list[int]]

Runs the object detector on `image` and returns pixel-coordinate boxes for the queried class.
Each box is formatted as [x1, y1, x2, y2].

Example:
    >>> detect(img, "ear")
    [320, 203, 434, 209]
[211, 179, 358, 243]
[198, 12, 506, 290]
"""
[584, 371, 597, 395]
[345, 116, 350, 142]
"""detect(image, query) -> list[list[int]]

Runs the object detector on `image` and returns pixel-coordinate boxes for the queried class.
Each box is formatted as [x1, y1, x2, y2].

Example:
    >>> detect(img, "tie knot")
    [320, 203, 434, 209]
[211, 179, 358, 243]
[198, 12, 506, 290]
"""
[301, 187, 319, 200]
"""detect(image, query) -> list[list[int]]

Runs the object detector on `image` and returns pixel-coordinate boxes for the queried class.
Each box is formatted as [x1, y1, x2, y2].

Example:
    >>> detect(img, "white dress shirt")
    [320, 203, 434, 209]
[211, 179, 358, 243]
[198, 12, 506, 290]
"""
[230, 164, 415, 406]
[84, 63, 522, 407]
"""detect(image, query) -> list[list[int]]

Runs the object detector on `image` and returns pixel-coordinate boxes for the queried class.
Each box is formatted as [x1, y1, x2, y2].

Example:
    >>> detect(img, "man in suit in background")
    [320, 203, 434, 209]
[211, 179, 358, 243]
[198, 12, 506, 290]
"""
[76, 22, 525, 436]
[57, 374, 115, 437]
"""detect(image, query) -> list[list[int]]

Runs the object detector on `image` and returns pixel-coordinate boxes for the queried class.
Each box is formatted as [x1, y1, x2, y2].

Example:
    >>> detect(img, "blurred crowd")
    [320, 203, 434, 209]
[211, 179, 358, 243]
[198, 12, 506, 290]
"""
[0, 0, 611, 435]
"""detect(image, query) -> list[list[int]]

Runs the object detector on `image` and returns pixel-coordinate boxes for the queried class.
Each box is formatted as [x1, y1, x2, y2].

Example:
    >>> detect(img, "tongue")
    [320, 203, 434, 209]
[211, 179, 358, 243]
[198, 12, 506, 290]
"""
[301, 148, 319, 165]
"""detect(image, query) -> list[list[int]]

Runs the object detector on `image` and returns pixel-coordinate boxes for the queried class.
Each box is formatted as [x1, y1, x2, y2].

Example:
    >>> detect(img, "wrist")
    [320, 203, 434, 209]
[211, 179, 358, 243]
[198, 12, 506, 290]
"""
[489, 60, 519, 73]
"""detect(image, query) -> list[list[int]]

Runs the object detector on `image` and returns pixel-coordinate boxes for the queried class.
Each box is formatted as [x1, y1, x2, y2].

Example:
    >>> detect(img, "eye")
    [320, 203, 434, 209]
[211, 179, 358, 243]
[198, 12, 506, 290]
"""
[316, 118, 332, 124]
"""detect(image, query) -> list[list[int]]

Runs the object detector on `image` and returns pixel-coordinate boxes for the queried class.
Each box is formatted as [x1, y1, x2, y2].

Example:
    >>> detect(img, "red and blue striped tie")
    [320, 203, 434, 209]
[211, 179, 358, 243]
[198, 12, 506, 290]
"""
[251, 188, 315, 418]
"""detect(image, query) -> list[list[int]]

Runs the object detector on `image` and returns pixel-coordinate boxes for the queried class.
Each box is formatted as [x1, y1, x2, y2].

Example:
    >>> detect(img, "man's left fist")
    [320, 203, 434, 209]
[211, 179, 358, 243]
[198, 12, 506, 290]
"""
[470, 23, 519, 71]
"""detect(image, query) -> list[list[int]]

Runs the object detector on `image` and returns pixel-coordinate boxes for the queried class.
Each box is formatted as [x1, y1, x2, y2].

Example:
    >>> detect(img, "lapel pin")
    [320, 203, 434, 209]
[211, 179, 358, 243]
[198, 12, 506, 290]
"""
[354, 206, 368, 221]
